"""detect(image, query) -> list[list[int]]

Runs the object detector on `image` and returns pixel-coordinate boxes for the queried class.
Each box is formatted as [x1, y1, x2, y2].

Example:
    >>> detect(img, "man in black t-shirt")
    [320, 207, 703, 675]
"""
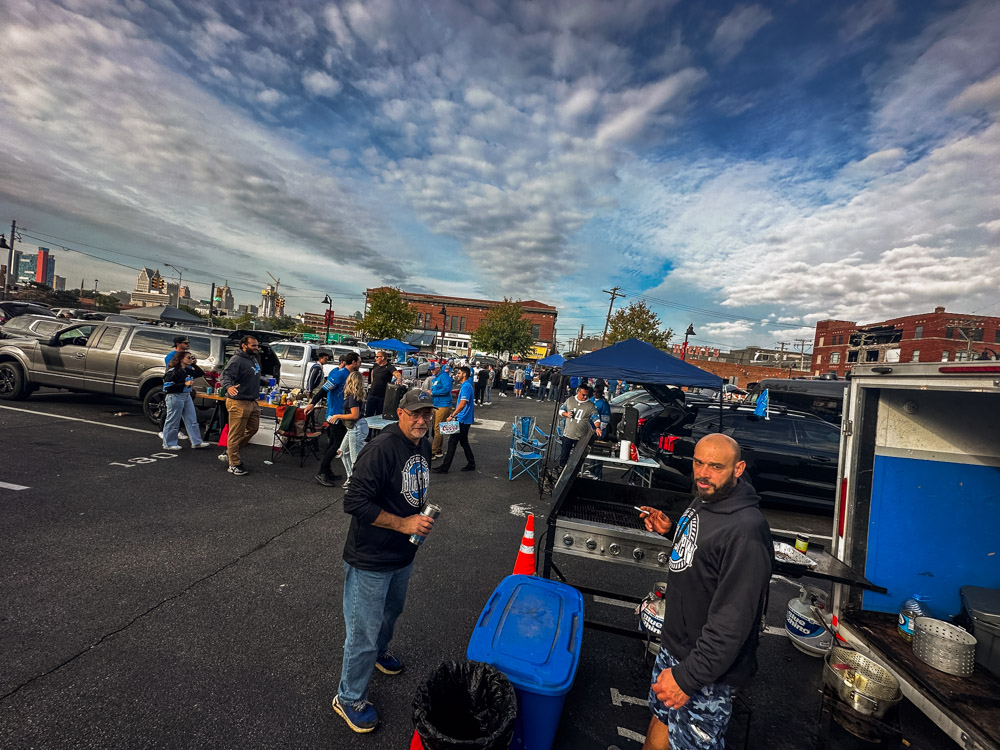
[365, 349, 398, 417]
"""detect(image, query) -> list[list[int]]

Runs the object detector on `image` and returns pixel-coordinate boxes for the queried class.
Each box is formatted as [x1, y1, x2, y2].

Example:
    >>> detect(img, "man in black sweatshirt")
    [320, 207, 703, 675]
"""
[638, 433, 772, 750]
[331, 389, 436, 734]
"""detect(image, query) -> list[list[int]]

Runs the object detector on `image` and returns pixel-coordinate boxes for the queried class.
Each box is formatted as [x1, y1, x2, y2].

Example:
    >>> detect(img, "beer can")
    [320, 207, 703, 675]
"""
[795, 533, 810, 553]
[409, 503, 441, 546]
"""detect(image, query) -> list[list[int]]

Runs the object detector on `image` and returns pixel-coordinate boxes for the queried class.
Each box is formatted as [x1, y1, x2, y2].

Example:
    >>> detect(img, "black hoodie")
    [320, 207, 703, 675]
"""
[660, 478, 773, 695]
[342, 423, 431, 571]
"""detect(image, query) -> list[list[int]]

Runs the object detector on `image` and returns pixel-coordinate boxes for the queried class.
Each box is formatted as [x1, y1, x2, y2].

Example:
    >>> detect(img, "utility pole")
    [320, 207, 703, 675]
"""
[578, 324, 585, 353]
[2, 220, 17, 300]
[209, 282, 215, 328]
[600, 286, 625, 348]
[793, 338, 810, 371]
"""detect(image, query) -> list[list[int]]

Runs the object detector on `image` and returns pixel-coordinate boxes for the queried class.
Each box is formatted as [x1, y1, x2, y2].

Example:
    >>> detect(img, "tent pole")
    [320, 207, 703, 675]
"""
[718, 385, 724, 431]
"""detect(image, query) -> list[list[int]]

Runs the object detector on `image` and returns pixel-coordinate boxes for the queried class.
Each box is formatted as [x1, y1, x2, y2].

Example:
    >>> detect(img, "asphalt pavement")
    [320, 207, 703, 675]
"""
[0, 388, 953, 749]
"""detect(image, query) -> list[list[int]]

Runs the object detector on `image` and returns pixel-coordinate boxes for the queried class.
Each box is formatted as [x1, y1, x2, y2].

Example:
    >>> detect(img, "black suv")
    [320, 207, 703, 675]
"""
[652, 405, 841, 511]
[0, 301, 56, 325]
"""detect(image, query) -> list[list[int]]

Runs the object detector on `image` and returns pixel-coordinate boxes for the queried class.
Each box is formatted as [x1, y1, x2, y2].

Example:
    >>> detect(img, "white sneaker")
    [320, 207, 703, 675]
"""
[193, 442, 211, 449]
[218, 453, 229, 462]
[162, 445, 182, 451]
[179, 432, 188, 440]
[157, 431, 163, 439]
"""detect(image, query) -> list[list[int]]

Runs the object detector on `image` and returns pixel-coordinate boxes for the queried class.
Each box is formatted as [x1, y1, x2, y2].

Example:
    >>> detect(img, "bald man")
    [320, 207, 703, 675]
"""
[638, 434, 772, 750]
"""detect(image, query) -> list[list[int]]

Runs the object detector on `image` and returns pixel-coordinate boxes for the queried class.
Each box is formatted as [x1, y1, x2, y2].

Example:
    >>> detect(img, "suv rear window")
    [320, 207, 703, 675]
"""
[129, 329, 213, 359]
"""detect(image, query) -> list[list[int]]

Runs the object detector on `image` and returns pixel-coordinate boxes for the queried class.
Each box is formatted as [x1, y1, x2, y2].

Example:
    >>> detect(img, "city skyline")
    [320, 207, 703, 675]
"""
[1, 0, 998, 352]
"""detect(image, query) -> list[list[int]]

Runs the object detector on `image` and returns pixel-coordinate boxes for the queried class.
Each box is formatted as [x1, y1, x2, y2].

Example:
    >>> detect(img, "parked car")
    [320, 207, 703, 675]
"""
[652, 405, 841, 511]
[270, 341, 336, 391]
[0, 301, 56, 325]
[745, 377, 847, 424]
[0, 314, 69, 341]
[0, 322, 280, 423]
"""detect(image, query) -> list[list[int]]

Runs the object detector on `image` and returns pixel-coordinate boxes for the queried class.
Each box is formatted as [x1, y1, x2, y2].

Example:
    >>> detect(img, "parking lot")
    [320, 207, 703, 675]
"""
[0, 388, 952, 749]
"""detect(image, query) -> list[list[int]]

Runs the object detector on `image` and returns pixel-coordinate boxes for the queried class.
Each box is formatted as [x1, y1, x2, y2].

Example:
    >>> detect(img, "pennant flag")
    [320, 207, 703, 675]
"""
[754, 389, 770, 420]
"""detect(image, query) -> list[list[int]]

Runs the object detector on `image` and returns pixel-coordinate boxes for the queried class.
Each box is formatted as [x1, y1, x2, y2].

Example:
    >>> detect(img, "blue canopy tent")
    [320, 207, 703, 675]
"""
[367, 338, 418, 364]
[560, 338, 722, 387]
[536, 353, 566, 367]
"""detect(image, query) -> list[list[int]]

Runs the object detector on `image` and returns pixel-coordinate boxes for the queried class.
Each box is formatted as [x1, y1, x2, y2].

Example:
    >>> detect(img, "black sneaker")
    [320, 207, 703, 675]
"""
[228, 464, 249, 476]
[315, 473, 337, 487]
[460, 464, 477, 472]
[331, 695, 378, 733]
[431, 466, 448, 474]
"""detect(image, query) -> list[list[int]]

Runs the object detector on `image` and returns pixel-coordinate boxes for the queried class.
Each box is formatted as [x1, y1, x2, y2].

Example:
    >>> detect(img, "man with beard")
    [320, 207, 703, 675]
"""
[331, 389, 436, 733]
[637, 434, 772, 750]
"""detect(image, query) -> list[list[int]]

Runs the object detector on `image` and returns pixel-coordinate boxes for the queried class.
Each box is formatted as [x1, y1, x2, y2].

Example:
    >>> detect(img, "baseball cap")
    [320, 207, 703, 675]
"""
[399, 389, 435, 411]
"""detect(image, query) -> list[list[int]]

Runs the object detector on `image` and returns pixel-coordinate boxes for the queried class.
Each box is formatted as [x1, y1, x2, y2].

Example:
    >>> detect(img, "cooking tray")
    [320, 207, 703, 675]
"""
[913, 617, 977, 676]
[774, 541, 817, 568]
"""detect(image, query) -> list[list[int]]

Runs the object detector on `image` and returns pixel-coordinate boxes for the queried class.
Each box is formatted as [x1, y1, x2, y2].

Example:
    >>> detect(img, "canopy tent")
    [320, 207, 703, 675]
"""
[560, 338, 722, 388]
[125, 305, 204, 325]
[404, 331, 437, 349]
[367, 338, 419, 352]
[536, 353, 566, 367]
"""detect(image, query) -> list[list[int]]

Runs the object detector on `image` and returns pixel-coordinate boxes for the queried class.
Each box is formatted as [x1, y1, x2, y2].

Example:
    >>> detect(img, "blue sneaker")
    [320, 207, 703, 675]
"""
[332, 695, 378, 733]
[375, 651, 404, 675]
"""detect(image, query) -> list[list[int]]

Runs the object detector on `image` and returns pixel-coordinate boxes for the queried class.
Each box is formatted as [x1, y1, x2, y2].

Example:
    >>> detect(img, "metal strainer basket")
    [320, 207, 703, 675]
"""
[913, 617, 977, 676]
[827, 645, 900, 702]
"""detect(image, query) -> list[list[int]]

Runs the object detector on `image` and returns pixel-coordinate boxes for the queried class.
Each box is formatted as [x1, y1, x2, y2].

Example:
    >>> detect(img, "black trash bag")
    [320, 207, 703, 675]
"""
[413, 659, 517, 750]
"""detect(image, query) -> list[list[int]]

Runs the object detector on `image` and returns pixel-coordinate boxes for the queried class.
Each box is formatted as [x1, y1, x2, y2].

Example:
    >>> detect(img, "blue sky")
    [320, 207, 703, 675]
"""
[1, 0, 998, 351]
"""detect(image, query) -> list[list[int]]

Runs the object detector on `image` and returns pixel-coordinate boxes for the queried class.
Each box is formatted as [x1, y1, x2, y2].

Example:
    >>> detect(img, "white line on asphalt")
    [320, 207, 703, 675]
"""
[509, 503, 534, 517]
[474, 418, 507, 431]
[0, 404, 158, 434]
[771, 527, 832, 541]
[763, 625, 789, 638]
[0, 481, 30, 490]
[611, 687, 647, 707]
[617, 726, 646, 743]
[593, 595, 636, 609]
[770, 574, 799, 587]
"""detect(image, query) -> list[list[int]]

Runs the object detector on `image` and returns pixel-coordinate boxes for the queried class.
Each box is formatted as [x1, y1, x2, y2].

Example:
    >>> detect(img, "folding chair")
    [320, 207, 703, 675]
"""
[272, 406, 323, 466]
[508, 417, 548, 482]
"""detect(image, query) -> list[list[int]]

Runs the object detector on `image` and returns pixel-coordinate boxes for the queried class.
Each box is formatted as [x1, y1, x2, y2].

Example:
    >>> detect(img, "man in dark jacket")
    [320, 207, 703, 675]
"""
[638, 433, 772, 750]
[364, 349, 398, 417]
[332, 389, 436, 734]
[219, 336, 262, 476]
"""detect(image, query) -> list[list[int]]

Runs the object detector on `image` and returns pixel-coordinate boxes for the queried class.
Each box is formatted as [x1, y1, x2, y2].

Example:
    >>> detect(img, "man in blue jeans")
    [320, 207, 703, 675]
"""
[332, 389, 436, 733]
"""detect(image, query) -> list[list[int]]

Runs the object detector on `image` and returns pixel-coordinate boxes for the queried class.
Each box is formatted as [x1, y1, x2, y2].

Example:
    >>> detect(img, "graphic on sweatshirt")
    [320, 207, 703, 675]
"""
[401, 454, 429, 507]
[669, 508, 699, 573]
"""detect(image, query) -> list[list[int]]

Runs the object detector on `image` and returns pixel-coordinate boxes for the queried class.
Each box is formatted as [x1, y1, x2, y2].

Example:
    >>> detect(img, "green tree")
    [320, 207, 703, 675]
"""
[470, 299, 534, 358]
[94, 294, 121, 313]
[607, 300, 673, 350]
[355, 288, 417, 340]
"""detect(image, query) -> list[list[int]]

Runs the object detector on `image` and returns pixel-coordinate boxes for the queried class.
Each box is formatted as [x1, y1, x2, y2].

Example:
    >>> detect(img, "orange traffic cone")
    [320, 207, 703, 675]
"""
[512, 514, 536, 575]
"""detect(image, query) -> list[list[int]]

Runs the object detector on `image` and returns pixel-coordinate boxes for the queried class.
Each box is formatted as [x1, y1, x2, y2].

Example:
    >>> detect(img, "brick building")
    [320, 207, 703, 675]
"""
[812, 306, 1000, 377]
[366, 288, 557, 357]
[299, 311, 358, 340]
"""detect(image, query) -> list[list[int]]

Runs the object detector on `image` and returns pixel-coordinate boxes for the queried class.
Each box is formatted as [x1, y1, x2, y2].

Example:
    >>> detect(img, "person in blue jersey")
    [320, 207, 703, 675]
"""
[308, 352, 360, 486]
[429, 364, 454, 460]
[431, 365, 475, 473]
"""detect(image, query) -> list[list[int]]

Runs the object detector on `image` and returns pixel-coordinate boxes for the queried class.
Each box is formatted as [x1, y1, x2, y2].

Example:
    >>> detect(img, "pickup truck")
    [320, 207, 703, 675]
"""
[270, 340, 374, 391]
[0, 321, 280, 423]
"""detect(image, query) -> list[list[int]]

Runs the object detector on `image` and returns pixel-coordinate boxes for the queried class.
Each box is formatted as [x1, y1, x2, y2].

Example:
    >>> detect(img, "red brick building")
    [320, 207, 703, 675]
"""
[365, 288, 558, 357]
[812, 306, 1000, 377]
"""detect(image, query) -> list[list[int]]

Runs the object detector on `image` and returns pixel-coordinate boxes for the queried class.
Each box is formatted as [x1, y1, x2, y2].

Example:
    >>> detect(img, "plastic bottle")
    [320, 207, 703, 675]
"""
[898, 594, 930, 642]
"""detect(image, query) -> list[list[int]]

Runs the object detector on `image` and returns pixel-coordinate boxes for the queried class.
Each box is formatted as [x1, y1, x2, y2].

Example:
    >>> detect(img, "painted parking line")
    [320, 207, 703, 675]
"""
[771, 527, 833, 541]
[617, 727, 646, 743]
[611, 687, 647, 707]
[0, 404, 158, 434]
[593, 595, 637, 610]
[0, 481, 30, 491]
[474, 418, 508, 431]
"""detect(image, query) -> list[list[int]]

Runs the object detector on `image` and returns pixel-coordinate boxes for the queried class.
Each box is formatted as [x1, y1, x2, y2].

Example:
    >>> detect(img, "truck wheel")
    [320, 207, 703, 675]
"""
[142, 387, 165, 425]
[0, 362, 27, 400]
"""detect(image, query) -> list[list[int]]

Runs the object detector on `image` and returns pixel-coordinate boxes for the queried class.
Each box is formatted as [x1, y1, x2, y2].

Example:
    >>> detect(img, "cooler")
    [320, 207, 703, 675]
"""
[467, 575, 584, 750]
[961, 586, 1000, 678]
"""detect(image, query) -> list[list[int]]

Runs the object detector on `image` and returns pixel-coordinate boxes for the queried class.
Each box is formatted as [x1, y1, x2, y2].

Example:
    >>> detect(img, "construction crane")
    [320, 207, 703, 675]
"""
[266, 272, 280, 297]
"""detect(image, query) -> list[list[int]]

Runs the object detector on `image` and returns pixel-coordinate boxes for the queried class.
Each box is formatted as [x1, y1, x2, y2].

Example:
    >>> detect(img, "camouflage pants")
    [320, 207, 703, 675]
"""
[648, 646, 734, 749]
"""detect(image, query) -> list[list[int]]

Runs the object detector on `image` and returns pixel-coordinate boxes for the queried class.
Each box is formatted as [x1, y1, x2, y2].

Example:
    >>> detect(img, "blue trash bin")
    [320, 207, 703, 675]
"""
[467, 574, 584, 750]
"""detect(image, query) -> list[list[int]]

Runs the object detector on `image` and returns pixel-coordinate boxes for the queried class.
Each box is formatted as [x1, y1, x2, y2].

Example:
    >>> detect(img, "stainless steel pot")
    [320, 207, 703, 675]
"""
[823, 645, 902, 719]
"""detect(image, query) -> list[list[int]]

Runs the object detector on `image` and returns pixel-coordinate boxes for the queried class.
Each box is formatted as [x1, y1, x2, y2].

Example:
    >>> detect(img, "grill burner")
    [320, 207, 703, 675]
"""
[560, 499, 646, 529]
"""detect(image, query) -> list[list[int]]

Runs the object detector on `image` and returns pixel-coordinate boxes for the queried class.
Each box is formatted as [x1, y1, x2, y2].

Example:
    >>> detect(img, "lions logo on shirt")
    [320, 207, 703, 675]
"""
[401, 455, 429, 507]
[669, 508, 699, 573]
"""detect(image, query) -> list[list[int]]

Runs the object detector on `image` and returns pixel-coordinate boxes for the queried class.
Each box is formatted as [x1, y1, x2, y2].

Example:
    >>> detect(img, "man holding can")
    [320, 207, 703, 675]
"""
[332, 389, 436, 734]
[638, 433, 772, 750]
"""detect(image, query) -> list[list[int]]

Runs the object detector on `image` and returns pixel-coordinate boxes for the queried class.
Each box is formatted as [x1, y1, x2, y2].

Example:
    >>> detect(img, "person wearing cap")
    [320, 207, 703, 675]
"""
[332, 388, 436, 733]
[431, 365, 475, 474]
[158, 335, 191, 440]
[428, 364, 453, 460]
[309, 352, 360, 486]
[306, 350, 332, 393]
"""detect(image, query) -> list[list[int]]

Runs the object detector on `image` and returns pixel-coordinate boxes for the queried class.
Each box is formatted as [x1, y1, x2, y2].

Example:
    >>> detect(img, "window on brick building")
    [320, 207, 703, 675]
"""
[996, 329, 1000, 343]
[911, 350, 920, 362]
[450, 316, 458, 331]
[819, 336, 824, 346]
[830, 352, 840, 364]
[956, 350, 971, 362]
[460, 317, 466, 332]
[847, 351, 858, 362]
[531, 324, 540, 339]
[941, 350, 949, 362]
[416, 312, 424, 327]
[914, 325, 923, 339]
[865, 349, 879, 362]
[945, 326, 954, 339]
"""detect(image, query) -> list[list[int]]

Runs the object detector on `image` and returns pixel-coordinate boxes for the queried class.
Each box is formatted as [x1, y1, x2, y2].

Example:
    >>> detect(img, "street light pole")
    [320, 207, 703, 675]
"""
[439, 305, 447, 356]
[2, 220, 17, 301]
[165, 263, 183, 307]
[681, 324, 696, 361]
[322, 294, 332, 344]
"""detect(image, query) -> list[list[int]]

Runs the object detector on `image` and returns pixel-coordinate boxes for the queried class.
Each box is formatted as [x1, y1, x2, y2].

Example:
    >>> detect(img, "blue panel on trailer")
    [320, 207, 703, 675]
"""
[863, 456, 1000, 617]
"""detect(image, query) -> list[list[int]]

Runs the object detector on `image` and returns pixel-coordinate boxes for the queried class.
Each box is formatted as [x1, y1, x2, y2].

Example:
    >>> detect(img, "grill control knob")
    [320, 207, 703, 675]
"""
[585, 538, 597, 551]
[609, 543, 621, 556]
[632, 547, 644, 561]
[657, 551, 669, 565]
[562, 534, 574, 547]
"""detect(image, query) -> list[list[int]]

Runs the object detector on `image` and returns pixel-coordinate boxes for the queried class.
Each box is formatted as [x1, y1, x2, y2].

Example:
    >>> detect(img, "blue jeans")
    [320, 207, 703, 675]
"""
[163, 392, 203, 447]
[338, 420, 370, 478]
[338, 561, 413, 703]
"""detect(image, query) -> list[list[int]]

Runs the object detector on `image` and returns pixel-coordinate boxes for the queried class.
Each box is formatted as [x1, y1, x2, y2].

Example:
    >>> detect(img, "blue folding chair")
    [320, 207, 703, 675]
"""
[508, 417, 548, 482]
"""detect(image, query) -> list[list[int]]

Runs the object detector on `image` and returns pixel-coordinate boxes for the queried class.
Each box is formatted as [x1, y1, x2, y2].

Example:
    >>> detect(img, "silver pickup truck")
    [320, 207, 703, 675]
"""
[0, 321, 280, 423]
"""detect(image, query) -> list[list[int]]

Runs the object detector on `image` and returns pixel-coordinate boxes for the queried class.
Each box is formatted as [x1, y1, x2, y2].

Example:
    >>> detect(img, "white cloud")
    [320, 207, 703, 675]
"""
[302, 70, 341, 97]
[841, 147, 906, 177]
[708, 5, 773, 65]
[702, 320, 753, 337]
[256, 88, 283, 106]
[949, 71, 1000, 113]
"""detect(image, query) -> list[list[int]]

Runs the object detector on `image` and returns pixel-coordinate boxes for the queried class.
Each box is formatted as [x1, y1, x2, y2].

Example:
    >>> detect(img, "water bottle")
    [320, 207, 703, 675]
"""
[409, 503, 441, 546]
[898, 594, 930, 642]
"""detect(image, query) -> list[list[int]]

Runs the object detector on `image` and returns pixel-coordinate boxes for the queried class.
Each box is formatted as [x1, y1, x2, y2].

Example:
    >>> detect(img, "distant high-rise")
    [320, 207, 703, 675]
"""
[260, 284, 284, 318]
[54, 275, 66, 291]
[16, 253, 36, 283]
[216, 283, 235, 311]
[131, 267, 171, 307]
[35, 248, 55, 287]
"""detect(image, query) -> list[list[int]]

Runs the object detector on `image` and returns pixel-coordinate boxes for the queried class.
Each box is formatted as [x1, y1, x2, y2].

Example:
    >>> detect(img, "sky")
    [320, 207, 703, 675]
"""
[1, 0, 998, 352]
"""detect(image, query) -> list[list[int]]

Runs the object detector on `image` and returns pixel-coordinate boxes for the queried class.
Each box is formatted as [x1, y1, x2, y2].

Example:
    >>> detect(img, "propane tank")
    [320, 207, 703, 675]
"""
[785, 585, 833, 657]
[636, 581, 667, 655]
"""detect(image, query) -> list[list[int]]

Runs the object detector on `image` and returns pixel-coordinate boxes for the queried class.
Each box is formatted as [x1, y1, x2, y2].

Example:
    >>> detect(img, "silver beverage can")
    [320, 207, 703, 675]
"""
[409, 503, 441, 546]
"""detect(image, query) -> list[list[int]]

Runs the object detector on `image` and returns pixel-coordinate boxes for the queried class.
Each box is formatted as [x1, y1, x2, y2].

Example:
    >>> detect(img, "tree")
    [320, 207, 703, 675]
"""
[470, 299, 534, 358]
[94, 294, 121, 313]
[355, 288, 417, 341]
[607, 300, 673, 350]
